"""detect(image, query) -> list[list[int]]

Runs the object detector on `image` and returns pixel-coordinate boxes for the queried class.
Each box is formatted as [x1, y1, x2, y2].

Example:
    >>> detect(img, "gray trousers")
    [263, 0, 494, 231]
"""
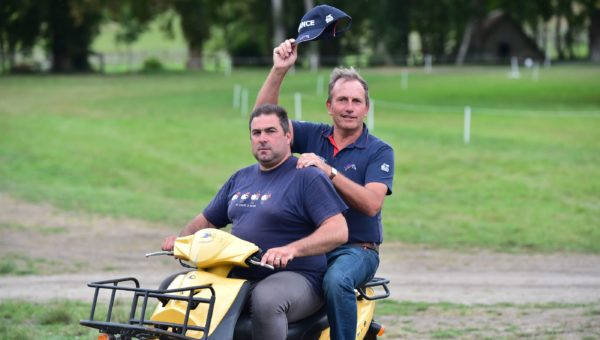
[249, 271, 323, 340]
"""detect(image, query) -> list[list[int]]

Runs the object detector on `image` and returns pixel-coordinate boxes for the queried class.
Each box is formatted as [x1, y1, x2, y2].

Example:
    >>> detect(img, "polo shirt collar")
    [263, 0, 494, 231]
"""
[322, 123, 369, 150]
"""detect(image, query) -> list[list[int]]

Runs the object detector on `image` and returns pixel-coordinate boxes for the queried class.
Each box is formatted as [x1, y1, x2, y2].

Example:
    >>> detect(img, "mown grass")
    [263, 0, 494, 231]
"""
[1, 65, 599, 253]
[0, 298, 157, 339]
[0, 300, 98, 339]
[1, 299, 597, 339]
[376, 300, 600, 339]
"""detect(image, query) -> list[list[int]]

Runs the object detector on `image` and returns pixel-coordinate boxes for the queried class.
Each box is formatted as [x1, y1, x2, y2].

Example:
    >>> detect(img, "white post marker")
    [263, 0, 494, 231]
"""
[464, 106, 471, 144]
[367, 99, 375, 132]
[310, 54, 318, 73]
[424, 54, 432, 73]
[401, 70, 408, 91]
[316, 75, 324, 96]
[532, 63, 540, 81]
[224, 56, 232, 77]
[509, 56, 520, 79]
[241, 88, 249, 117]
[544, 44, 552, 68]
[294, 92, 302, 120]
[233, 84, 241, 109]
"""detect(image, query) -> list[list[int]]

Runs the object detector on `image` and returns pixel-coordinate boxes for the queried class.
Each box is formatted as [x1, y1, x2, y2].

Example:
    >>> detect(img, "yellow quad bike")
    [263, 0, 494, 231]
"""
[80, 229, 390, 340]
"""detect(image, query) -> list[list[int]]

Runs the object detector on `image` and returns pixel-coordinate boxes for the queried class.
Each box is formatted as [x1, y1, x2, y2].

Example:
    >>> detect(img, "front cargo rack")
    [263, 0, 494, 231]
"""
[80, 277, 216, 340]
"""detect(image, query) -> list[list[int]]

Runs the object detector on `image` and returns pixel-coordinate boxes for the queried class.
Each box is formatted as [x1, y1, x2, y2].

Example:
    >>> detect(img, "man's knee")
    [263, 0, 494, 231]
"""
[251, 283, 288, 316]
[323, 268, 354, 295]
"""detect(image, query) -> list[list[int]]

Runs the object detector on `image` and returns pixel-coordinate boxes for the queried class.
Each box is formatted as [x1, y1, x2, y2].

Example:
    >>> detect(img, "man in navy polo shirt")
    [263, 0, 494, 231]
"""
[255, 39, 395, 340]
[162, 104, 348, 340]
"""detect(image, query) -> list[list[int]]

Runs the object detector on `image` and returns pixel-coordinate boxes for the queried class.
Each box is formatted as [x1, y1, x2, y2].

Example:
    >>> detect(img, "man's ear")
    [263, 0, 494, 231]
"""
[288, 119, 294, 144]
[326, 100, 332, 116]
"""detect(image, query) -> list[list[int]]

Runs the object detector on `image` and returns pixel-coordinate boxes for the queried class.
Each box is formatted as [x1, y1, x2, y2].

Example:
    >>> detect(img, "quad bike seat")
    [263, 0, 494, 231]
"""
[233, 305, 328, 340]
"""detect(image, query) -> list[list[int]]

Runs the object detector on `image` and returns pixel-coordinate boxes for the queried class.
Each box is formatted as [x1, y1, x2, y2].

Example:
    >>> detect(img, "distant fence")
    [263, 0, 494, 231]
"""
[1, 50, 565, 74]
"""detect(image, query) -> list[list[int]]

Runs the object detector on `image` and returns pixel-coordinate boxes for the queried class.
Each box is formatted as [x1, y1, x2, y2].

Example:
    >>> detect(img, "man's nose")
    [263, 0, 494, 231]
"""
[258, 132, 269, 142]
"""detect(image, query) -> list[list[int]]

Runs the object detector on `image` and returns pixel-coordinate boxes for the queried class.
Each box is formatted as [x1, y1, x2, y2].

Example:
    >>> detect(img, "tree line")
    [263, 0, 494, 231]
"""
[1, 0, 599, 73]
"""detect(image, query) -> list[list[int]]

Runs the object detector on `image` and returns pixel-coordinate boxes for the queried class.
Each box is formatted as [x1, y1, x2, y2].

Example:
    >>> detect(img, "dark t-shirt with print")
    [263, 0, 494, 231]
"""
[203, 156, 348, 293]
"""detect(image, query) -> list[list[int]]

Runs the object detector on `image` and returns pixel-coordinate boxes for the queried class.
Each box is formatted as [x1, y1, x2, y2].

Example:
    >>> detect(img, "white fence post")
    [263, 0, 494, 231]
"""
[464, 106, 471, 144]
[424, 54, 432, 73]
[241, 88, 249, 117]
[532, 63, 540, 81]
[367, 100, 375, 132]
[509, 56, 521, 79]
[233, 84, 241, 109]
[401, 70, 408, 91]
[224, 56, 232, 77]
[316, 75, 324, 96]
[294, 92, 302, 120]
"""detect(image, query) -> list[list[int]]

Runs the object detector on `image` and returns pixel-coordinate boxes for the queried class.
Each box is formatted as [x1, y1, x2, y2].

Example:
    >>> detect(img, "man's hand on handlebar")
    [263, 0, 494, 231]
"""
[261, 245, 296, 269]
[162, 235, 177, 251]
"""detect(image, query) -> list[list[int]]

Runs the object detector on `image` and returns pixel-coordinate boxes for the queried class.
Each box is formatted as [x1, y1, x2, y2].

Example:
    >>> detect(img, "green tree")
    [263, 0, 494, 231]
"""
[586, 0, 600, 61]
[44, 0, 104, 72]
[411, 0, 471, 61]
[0, 0, 42, 72]
[369, 0, 410, 65]
[169, 0, 210, 69]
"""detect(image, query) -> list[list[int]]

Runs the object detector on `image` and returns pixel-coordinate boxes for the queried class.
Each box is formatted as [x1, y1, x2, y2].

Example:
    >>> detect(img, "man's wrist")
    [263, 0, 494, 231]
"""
[329, 167, 338, 180]
[272, 64, 291, 74]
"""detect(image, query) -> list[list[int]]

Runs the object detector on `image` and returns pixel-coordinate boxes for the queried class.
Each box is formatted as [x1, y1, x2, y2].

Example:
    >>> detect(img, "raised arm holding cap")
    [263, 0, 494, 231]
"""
[255, 5, 395, 340]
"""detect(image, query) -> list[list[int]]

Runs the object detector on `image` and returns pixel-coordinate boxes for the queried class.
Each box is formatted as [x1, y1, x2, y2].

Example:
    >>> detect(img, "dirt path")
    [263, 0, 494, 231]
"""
[1, 193, 599, 338]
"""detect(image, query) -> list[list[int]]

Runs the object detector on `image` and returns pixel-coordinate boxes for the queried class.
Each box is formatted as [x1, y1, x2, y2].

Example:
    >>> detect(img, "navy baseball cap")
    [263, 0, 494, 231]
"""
[295, 5, 352, 44]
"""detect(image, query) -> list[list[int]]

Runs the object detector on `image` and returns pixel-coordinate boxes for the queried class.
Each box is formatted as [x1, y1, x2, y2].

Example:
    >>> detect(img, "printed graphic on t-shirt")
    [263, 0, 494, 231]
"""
[231, 190, 271, 208]
[260, 193, 271, 204]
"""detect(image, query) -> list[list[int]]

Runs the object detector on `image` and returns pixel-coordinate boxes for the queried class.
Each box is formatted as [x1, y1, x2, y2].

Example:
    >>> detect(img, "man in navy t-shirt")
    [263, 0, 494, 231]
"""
[162, 104, 348, 340]
[256, 39, 395, 340]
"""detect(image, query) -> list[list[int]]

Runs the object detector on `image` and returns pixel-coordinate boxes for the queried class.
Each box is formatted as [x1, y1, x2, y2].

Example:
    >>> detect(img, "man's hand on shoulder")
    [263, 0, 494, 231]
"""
[296, 152, 330, 176]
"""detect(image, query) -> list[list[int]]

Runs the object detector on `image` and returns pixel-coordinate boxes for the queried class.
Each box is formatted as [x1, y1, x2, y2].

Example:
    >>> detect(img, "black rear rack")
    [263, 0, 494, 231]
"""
[80, 277, 216, 340]
[357, 277, 390, 301]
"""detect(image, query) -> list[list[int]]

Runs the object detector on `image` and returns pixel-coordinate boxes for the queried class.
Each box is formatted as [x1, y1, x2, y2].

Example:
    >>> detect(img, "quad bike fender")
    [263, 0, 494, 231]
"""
[355, 287, 377, 340]
[151, 270, 249, 339]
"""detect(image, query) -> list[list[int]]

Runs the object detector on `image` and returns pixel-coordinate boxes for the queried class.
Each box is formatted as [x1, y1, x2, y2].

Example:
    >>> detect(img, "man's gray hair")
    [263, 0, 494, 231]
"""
[327, 67, 370, 106]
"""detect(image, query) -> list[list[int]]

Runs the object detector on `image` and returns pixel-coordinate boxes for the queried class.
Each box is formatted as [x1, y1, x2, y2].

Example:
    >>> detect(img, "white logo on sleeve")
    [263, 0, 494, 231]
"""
[380, 163, 390, 173]
[325, 14, 334, 23]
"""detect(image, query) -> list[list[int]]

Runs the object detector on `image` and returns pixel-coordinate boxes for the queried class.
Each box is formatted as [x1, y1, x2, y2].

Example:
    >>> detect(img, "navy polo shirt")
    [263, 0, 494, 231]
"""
[291, 121, 394, 244]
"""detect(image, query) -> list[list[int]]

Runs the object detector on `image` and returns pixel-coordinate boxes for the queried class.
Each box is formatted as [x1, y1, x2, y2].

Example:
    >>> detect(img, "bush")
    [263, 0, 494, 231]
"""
[142, 58, 164, 72]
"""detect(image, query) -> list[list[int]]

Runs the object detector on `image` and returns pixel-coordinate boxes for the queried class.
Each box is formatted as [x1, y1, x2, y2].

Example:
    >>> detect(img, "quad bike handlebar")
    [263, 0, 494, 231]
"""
[144, 248, 275, 270]
[145, 250, 174, 258]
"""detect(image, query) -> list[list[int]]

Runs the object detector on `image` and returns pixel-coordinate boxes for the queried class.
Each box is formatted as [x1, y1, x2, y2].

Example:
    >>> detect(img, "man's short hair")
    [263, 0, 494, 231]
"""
[249, 104, 290, 134]
[327, 67, 370, 106]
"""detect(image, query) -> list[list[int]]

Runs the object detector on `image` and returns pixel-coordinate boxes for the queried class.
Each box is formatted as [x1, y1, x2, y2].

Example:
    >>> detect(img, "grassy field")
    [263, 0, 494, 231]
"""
[1, 299, 598, 339]
[1, 65, 599, 253]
